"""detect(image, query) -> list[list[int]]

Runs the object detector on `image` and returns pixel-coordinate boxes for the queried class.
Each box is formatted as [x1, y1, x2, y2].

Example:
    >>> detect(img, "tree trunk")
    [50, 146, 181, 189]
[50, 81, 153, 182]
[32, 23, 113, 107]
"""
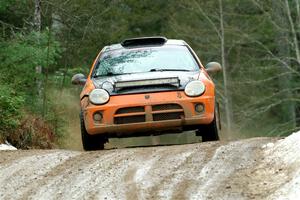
[273, 0, 297, 130]
[34, 0, 41, 31]
[219, 0, 232, 136]
[34, 0, 42, 99]
[285, 0, 300, 63]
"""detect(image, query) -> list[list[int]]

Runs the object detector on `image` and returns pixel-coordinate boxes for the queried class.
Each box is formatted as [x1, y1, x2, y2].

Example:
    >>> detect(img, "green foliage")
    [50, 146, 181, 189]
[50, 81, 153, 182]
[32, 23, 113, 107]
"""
[0, 0, 30, 35]
[0, 85, 24, 140]
[0, 31, 61, 92]
[0, 0, 14, 13]
[0, 15, 61, 144]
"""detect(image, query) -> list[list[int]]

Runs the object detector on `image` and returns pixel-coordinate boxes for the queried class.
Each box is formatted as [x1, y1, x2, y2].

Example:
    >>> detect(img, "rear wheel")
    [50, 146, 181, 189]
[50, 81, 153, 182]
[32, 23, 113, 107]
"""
[80, 112, 106, 151]
[196, 115, 219, 142]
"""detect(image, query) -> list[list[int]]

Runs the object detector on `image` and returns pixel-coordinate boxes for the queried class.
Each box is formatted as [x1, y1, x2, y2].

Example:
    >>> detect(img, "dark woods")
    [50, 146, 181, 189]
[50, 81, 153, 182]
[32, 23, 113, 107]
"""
[0, 0, 299, 147]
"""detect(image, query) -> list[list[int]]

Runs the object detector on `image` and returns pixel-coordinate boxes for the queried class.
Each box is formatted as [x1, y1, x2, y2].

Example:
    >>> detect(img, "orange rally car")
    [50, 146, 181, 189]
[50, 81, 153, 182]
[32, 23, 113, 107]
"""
[72, 37, 222, 150]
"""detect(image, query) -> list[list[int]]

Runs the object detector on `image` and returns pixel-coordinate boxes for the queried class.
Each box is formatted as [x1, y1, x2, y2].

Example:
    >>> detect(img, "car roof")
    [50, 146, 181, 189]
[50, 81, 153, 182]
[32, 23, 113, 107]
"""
[103, 37, 187, 52]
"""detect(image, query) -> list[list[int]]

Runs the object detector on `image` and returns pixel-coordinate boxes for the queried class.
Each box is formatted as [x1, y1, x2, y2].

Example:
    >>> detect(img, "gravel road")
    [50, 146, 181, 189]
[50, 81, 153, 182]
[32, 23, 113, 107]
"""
[1, 132, 300, 200]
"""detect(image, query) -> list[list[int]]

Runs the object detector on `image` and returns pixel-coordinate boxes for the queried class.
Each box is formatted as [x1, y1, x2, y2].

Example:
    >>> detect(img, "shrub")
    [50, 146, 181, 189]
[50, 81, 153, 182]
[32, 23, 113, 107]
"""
[9, 114, 55, 149]
[0, 85, 24, 142]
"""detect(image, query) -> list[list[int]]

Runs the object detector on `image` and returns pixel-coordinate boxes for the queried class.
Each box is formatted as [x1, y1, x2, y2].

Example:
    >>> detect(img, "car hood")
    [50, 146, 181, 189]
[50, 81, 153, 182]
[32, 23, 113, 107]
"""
[92, 71, 200, 95]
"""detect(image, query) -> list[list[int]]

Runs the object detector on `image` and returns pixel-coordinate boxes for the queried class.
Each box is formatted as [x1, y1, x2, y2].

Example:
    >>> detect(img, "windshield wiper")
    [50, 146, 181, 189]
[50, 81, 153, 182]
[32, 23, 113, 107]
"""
[149, 68, 192, 72]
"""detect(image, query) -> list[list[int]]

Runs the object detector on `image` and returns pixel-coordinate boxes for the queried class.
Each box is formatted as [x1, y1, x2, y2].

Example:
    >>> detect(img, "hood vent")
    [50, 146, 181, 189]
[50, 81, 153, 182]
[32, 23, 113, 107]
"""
[121, 37, 167, 48]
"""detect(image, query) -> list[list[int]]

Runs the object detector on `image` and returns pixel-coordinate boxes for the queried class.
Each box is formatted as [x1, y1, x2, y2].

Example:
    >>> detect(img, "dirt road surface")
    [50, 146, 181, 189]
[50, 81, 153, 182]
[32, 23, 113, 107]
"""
[1, 132, 300, 200]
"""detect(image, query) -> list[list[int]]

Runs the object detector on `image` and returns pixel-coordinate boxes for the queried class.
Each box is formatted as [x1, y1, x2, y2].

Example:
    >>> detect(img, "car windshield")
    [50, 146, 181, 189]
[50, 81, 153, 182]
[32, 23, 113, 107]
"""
[93, 45, 199, 77]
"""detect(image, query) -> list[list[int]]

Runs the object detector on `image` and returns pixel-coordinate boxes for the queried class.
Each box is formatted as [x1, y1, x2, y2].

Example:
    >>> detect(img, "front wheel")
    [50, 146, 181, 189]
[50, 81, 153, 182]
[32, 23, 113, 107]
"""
[80, 112, 106, 151]
[196, 115, 219, 142]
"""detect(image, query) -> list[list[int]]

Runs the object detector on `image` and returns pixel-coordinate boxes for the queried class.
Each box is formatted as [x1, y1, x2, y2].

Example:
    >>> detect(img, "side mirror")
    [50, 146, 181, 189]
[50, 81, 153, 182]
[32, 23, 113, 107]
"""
[205, 62, 222, 74]
[71, 73, 87, 86]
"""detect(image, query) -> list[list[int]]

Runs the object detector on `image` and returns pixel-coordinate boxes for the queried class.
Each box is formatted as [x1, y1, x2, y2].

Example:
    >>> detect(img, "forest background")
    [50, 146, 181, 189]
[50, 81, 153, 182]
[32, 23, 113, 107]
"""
[1, 0, 299, 149]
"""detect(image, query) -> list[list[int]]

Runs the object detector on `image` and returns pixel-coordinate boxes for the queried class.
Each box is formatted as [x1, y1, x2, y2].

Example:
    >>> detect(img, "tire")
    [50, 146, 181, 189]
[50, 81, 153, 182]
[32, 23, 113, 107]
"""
[196, 114, 220, 142]
[80, 112, 106, 151]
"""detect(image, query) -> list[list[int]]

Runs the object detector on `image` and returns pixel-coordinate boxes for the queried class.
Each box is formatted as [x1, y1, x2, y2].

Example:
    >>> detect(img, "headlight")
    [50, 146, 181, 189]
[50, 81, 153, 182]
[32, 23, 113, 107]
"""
[89, 89, 110, 105]
[184, 81, 206, 97]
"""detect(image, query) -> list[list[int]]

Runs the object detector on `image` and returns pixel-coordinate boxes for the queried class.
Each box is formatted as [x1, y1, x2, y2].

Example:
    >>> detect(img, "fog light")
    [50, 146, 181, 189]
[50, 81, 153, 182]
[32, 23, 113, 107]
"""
[93, 112, 103, 121]
[195, 103, 205, 113]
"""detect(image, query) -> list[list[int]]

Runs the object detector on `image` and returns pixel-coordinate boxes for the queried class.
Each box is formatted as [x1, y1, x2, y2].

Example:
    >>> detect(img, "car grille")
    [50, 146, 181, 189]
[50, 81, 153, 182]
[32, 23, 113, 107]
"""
[115, 106, 145, 114]
[152, 104, 182, 111]
[113, 104, 184, 124]
[153, 112, 183, 121]
[114, 115, 146, 124]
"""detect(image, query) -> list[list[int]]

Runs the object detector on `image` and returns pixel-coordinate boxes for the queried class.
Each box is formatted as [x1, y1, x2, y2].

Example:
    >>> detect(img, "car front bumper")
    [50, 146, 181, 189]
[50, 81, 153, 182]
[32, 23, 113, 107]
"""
[82, 91, 215, 136]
